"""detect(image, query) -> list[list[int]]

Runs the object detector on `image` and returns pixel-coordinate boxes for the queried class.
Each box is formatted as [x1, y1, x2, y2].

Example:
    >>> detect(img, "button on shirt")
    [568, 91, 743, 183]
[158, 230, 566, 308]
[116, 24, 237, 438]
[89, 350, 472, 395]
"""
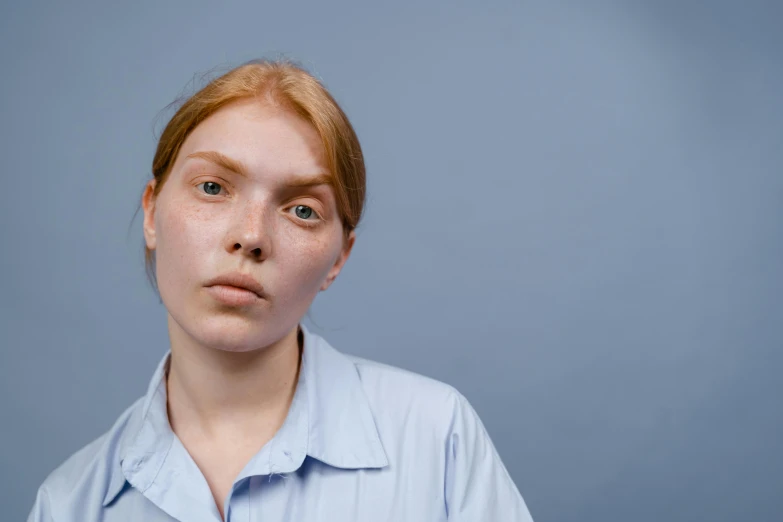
[27, 324, 534, 521]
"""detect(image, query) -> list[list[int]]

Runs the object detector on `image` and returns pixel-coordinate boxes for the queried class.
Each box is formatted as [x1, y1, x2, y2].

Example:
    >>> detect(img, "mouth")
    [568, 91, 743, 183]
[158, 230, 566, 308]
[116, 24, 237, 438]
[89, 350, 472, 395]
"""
[204, 272, 267, 306]
[205, 284, 263, 307]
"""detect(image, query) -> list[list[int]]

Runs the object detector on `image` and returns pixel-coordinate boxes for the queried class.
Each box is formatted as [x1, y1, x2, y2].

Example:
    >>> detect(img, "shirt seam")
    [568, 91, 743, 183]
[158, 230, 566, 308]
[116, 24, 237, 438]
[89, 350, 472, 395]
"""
[140, 432, 175, 493]
[137, 382, 175, 494]
[43, 485, 58, 522]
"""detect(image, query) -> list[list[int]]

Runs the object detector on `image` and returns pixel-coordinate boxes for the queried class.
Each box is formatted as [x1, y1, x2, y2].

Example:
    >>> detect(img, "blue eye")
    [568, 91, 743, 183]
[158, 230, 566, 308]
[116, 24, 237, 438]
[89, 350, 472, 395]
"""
[199, 182, 223, 195]
[294, 205, 314, 219]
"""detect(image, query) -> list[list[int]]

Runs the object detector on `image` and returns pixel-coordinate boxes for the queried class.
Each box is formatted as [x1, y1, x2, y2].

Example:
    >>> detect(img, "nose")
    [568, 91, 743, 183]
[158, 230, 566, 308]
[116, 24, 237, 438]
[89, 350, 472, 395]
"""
[225, 202, 273, 261]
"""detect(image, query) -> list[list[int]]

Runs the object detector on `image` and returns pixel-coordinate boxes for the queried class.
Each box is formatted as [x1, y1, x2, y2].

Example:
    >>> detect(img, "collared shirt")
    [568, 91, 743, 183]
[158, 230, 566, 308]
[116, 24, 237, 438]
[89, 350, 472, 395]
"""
[27, 324, 534, 521]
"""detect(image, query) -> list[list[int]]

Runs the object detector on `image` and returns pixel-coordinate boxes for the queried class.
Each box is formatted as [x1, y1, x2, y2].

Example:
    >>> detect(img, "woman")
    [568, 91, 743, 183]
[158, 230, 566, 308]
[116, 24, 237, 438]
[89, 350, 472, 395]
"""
[27, 59, 534, 522]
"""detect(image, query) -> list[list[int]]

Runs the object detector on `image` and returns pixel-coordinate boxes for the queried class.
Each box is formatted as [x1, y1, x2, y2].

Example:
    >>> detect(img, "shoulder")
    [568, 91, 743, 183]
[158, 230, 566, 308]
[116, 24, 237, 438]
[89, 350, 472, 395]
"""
[348, 353, 462, 401]
[345, 354, 478, 438]
[35, 397, 143, 513]
[323, 344, 534, 520]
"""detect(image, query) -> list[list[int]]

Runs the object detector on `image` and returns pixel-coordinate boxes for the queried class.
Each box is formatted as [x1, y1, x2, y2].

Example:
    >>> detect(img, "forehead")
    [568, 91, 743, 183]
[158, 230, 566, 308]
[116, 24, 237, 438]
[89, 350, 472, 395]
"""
[177, 98, 328, 179]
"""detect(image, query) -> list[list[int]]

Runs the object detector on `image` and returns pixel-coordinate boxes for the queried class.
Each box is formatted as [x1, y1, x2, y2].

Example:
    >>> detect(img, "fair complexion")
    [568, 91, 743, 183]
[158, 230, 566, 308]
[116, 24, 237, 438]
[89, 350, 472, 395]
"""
[141, 98, 355, 519]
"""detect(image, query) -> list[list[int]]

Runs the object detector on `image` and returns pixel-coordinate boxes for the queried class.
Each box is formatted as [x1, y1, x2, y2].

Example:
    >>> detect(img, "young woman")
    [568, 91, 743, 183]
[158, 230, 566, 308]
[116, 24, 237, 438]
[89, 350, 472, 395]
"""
[27, 59, 534, 522]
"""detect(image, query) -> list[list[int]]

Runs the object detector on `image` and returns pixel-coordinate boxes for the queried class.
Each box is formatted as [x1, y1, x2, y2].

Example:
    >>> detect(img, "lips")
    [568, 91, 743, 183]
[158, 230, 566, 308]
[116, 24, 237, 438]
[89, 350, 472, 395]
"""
[205, 272, 266, 298]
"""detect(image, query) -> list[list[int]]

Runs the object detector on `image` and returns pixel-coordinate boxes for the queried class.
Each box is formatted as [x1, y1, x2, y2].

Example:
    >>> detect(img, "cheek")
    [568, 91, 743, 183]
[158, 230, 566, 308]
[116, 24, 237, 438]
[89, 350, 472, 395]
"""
[275, 230, 340, 295]
[158, 196, 223, 248]
[154, 201, 217, 284]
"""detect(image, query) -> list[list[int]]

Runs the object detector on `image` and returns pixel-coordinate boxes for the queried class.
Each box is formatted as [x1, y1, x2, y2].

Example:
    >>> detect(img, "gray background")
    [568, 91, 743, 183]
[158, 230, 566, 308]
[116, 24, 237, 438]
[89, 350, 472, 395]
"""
[1, 1, 782, 521]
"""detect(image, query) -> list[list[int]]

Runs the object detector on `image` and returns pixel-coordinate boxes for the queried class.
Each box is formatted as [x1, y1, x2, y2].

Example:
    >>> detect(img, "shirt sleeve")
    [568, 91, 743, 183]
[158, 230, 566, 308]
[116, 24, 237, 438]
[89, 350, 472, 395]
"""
[27, 485, 54, 522]
[443, 391, 535, 521]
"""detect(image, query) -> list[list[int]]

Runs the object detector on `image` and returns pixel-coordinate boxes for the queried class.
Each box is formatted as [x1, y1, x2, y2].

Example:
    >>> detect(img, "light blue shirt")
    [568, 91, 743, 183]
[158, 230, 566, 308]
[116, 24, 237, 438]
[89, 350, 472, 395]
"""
[28, 324, 534, 521]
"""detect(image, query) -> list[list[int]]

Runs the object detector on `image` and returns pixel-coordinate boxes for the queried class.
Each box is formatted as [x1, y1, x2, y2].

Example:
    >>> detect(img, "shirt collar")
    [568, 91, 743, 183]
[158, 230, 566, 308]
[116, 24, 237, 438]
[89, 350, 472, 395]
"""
[103, 323, 388, 506]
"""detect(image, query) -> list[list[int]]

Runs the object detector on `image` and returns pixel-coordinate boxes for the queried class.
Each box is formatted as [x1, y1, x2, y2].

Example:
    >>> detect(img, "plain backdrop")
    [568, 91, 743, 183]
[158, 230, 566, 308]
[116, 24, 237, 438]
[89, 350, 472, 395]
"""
[2, 1, 782, 521]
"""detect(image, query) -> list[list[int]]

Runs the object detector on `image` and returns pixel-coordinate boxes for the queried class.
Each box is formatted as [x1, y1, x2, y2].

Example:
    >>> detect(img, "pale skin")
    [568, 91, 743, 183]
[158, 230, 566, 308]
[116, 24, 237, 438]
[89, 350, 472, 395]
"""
[141, 98, 355, 520]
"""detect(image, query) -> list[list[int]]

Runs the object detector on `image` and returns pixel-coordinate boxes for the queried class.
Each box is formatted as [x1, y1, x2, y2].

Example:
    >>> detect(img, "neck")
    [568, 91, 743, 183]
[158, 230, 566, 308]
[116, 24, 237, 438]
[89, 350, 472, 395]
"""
[164, 318, 302, 441]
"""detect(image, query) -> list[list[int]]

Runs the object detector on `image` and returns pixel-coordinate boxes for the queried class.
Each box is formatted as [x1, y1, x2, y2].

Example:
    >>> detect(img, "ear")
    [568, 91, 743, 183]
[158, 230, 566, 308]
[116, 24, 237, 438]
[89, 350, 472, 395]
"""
[320, 229, 356, 292]
[141, 179, 158, 251]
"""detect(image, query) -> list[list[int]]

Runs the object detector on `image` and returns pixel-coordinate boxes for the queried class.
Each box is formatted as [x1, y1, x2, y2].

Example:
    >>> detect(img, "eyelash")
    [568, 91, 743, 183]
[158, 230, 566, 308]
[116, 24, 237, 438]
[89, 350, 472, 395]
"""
[195, 181, 323, 225]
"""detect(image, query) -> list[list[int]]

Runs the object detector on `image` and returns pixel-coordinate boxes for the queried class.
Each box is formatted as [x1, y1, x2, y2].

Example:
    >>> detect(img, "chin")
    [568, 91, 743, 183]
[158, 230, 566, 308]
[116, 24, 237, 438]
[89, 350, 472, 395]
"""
[163, 307, 264, 352]
[204, 341, 262, 353]
[194, 316, 280, 352]
[164, 290, 304, 353]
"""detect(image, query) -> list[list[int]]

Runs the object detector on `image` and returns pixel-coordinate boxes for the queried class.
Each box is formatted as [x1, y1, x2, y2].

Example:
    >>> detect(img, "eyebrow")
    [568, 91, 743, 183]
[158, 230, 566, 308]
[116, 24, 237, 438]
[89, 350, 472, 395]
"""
[185, 150, 333, 188]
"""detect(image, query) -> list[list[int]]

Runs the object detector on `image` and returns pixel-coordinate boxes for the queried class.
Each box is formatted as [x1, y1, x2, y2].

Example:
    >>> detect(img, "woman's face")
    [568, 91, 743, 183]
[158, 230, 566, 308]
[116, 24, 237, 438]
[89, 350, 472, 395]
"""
[142, 98, 354, 352]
